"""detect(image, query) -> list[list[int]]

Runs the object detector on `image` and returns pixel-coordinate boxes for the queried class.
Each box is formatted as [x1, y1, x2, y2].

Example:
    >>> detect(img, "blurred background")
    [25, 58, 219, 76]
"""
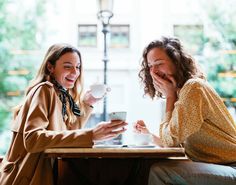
[0, 0, 236, 154]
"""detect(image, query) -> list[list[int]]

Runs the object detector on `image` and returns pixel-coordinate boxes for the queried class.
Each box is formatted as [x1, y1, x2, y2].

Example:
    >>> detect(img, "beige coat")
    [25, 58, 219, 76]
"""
[0, 81, 94, 185]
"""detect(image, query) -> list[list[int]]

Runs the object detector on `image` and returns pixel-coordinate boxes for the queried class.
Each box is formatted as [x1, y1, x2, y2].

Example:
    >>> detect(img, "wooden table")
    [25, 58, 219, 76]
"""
[45, 146, 185, 185]
[44, 146, 185, 158]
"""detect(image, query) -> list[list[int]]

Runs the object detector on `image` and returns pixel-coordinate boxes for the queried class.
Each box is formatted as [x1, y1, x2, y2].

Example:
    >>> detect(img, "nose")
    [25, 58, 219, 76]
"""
[150, 65, 158, 73]
[71, 67, 79, 76]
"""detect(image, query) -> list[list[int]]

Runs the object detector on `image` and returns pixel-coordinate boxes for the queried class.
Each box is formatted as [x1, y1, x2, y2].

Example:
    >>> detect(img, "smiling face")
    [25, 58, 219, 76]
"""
[48, 52, 81, 89]
[147, 48, 176, 81]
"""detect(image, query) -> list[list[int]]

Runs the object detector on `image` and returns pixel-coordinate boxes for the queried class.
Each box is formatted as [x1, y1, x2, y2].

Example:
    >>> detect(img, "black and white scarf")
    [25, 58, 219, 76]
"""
[52, 79, 81, 118]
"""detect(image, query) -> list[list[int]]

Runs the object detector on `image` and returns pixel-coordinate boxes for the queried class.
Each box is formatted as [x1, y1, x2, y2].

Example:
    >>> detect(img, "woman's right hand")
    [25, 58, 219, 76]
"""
[83, 90, 104, 106]
[150, 69, 177, 99]
[92, 120, 127, 141]
[133, 120, 150, 134]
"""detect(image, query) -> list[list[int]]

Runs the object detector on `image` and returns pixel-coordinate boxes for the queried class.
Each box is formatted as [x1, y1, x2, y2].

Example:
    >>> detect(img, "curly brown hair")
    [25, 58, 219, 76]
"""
[138, 36, 205, 99]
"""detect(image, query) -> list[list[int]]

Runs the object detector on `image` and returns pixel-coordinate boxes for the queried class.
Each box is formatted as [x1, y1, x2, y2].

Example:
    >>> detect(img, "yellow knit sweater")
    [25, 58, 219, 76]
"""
[160, 78, 236, 164]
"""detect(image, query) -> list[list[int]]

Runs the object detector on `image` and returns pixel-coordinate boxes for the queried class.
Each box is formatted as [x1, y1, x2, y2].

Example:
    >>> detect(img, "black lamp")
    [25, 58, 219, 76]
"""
[97, 0, 114, 121]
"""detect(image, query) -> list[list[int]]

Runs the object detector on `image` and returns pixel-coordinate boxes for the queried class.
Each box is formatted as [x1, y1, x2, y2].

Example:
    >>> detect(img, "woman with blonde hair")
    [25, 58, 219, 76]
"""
[0, 43, 127, 185]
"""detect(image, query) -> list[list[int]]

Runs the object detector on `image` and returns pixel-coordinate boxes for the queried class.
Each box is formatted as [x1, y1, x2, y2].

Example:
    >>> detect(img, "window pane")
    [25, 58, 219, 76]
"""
[110, 25, 129, 48]
[78, 24, 97, 47]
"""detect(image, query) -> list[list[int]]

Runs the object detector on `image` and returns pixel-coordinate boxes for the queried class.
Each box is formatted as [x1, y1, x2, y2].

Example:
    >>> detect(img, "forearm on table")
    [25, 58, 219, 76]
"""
[150, 133, 163, 147]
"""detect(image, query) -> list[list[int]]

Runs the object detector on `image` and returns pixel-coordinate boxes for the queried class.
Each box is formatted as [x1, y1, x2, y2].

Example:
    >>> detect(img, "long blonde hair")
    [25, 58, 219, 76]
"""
[14, 43, 86, 124]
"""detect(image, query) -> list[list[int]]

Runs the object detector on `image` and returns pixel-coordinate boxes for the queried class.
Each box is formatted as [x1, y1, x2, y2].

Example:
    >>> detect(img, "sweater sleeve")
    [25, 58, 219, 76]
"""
[23, 85, 93, 153]
[160, 82, 205, 147]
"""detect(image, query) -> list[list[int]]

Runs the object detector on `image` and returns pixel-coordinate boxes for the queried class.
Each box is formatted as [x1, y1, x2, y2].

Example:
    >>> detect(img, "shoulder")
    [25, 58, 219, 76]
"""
[181, 78, 210, 92]
[28, 81, 55, 98]
[179, 78, 210, 98]
[37, 81, 54, 89]
[184, 78, 206, 88]
[33, 81, 53, 90]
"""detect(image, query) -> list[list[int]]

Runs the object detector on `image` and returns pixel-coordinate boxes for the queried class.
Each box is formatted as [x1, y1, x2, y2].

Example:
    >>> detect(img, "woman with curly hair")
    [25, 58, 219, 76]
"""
[134, 37, 236, 185]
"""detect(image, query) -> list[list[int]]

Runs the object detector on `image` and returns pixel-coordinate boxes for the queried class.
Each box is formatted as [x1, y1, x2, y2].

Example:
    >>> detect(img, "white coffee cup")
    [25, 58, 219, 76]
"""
[109, 111, 127, 121]
[133, 133, 151, 145]
[90, 84, 111, 98]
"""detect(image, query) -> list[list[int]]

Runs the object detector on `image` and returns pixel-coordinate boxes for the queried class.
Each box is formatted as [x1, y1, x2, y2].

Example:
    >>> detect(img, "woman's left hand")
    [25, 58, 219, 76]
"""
[133, 120, 150, 134]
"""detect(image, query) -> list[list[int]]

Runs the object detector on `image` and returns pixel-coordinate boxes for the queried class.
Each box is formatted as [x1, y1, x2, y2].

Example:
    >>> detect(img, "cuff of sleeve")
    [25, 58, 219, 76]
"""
[159, 123, 174, 147]
[77, 129, 94, 147]
[87, 129, 94, 146]
[162, 111, 172, 122]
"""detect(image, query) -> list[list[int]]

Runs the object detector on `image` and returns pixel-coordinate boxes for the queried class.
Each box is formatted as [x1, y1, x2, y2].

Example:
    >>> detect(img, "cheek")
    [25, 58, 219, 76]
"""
[76, 71, 81, 78]
[59, 72, 67, 78]
[158, 66, 168, 73]
[55, 71, 67, 81]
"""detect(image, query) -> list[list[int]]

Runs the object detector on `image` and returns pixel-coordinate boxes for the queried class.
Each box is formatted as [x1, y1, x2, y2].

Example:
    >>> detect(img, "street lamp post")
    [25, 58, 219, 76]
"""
[97, 0, 113, 121]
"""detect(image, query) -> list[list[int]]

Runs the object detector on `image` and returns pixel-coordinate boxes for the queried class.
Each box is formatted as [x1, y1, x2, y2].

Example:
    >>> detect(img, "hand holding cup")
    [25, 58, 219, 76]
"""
[90, 84, 111, 98]
[84, 84, 111, 106]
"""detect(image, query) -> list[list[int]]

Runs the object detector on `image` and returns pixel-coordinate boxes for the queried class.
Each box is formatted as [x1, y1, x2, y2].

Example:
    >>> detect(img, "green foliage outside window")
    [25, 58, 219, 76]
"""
[174, 25, 206, 55]
[200, 0, 236, 106]
[0, 0, 47, 154]
[175, 0, 236, 107]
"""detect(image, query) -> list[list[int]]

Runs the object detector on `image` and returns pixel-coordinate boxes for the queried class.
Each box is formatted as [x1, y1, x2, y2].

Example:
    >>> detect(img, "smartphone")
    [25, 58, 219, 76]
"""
[109, 111, 127, 121]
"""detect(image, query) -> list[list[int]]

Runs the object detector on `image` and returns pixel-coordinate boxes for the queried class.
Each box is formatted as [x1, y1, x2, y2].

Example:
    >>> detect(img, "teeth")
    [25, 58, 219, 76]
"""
[66, 78, 74, 81]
